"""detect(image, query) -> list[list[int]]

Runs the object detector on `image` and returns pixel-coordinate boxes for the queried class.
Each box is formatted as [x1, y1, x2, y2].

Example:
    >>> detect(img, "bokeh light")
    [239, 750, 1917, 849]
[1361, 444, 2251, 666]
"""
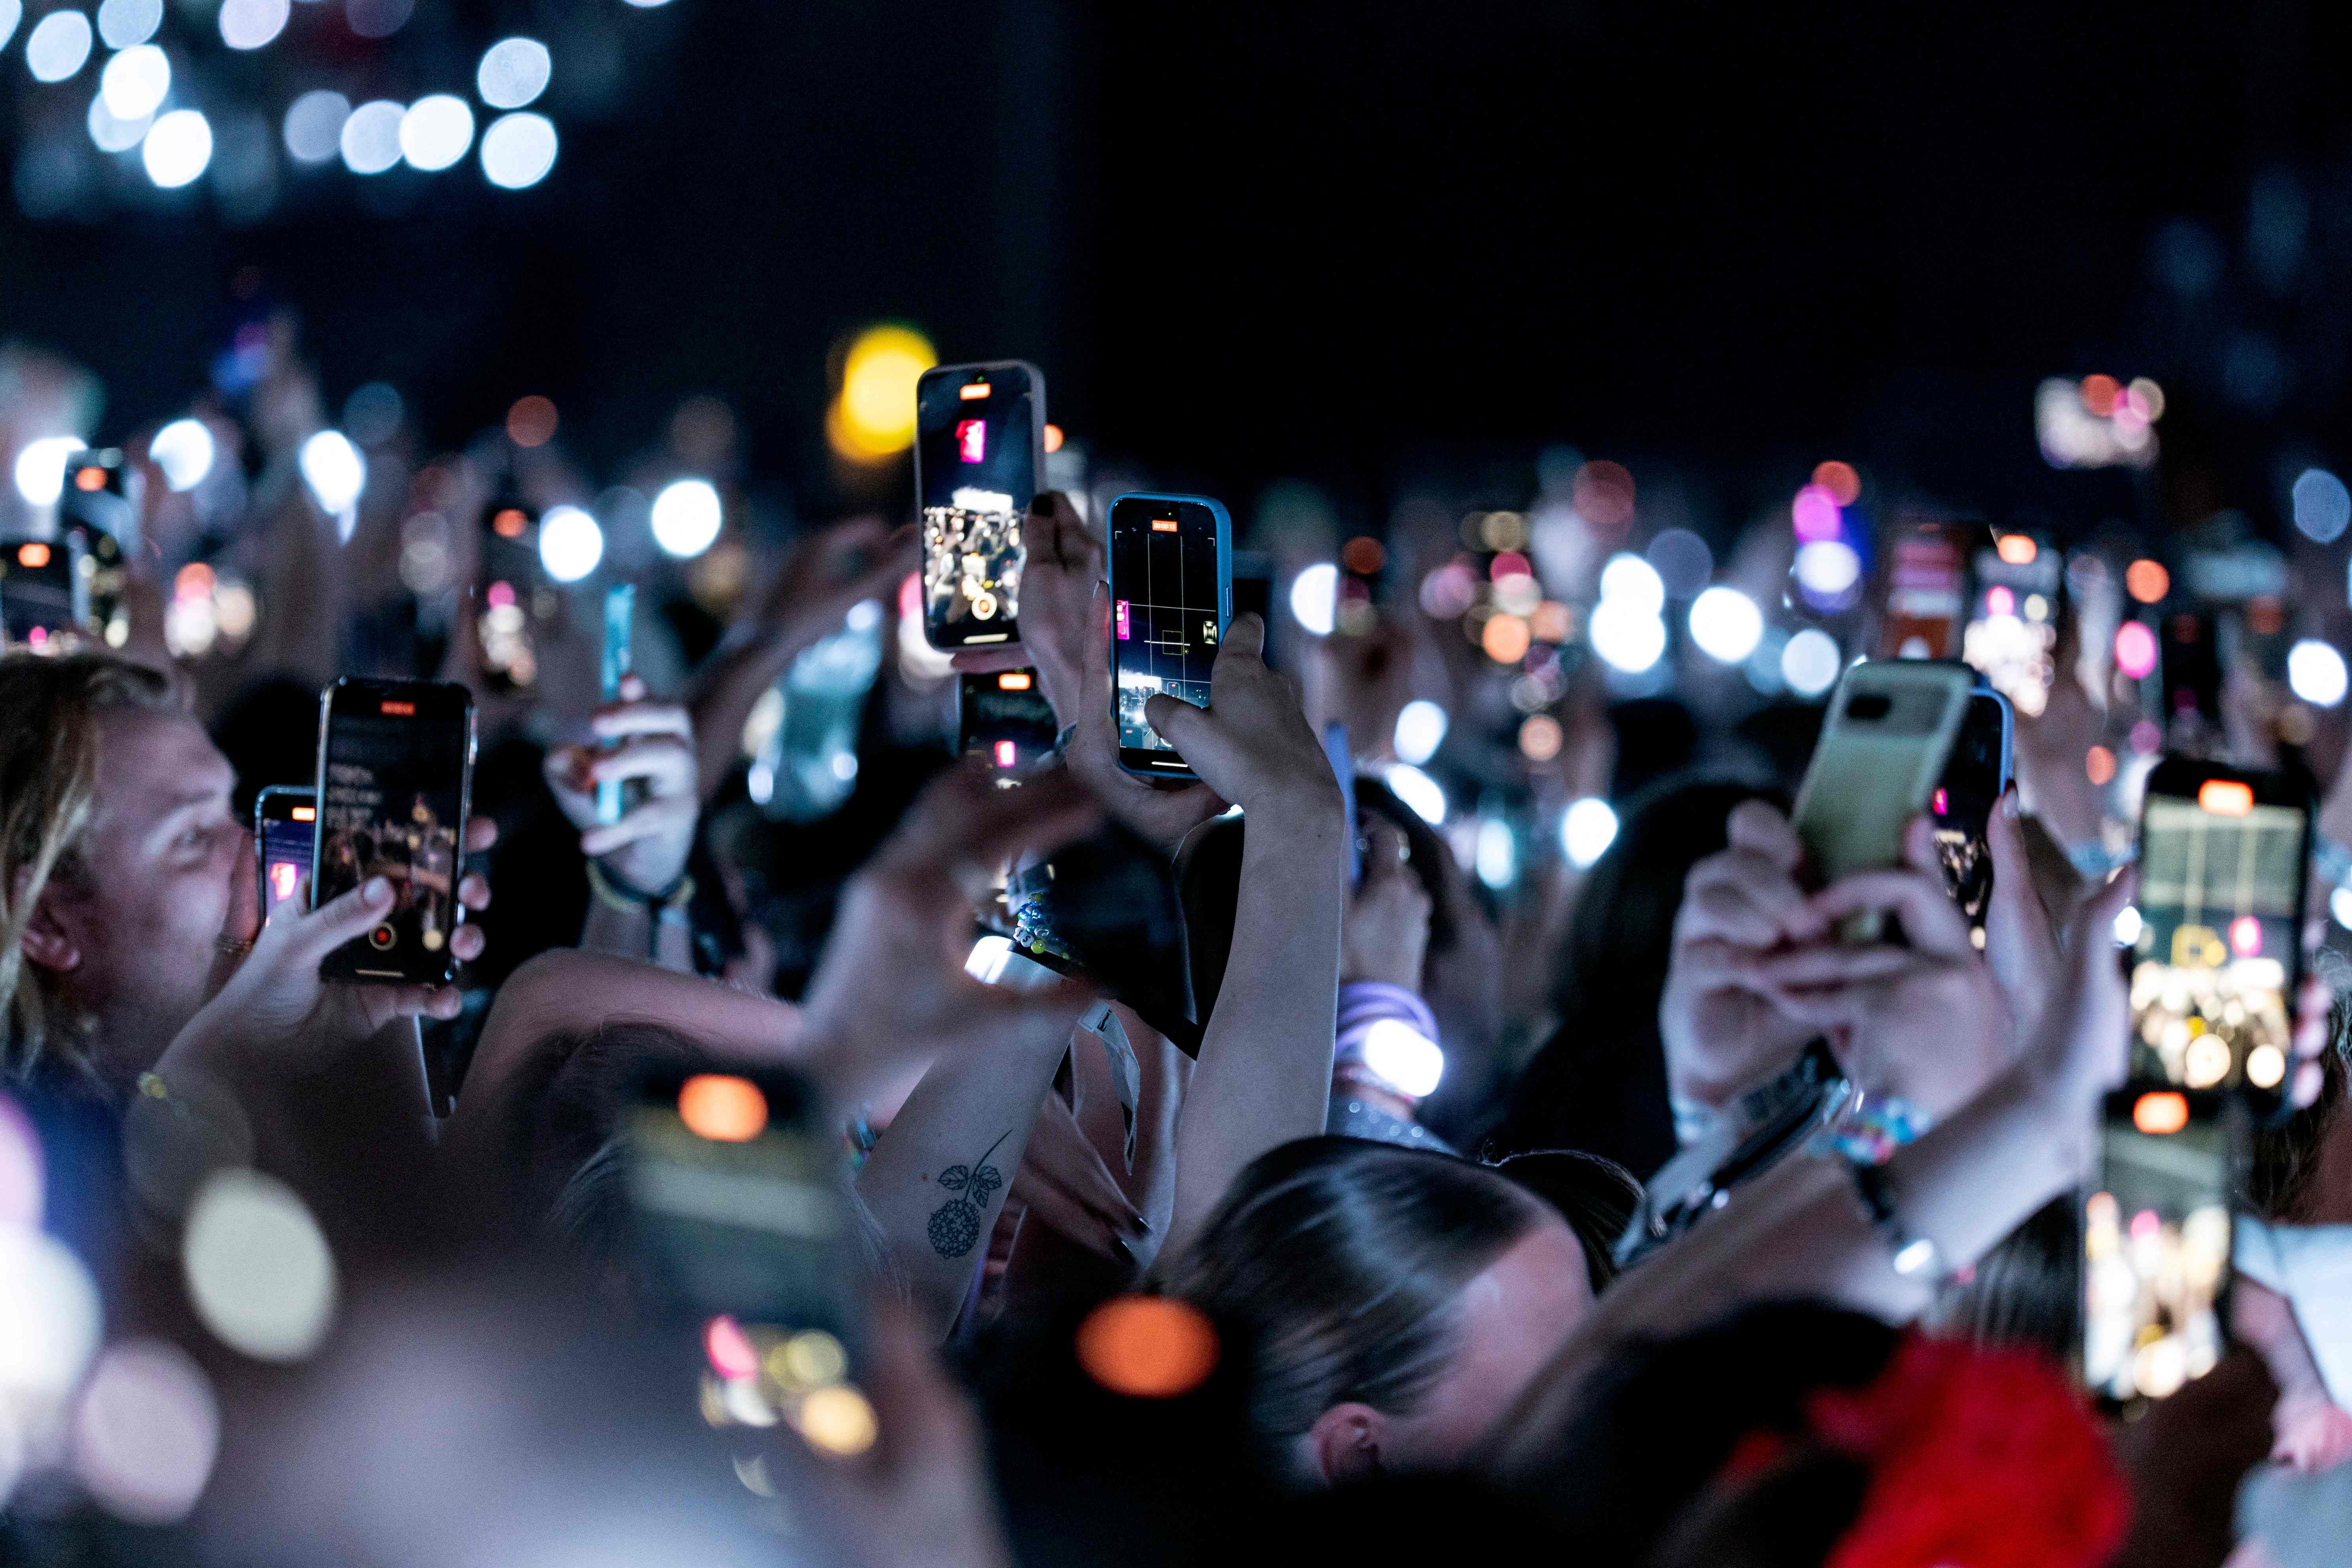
[1793, 540, 1861, 599]
[1561, 797, 1618, 869]
[479, 110, 557, 188]
[678, 1074, 767, 1142]
[1598, 552, 1666, 615]
[142, 110, 213, 190]
[182, 1168, 337, 1361]
[2125, 559, 2169, 604]
[1289, 562, 1338, 635]
[0, 0, 19, 51]
[1481, 612, 1531, 664]
[476, 36, 552, 109]
[89, 93, 152, 153]
[1587, 599, 1666, 673]
[1384, 763, 1446, 825]
[217, 0, 288, 50]
[0, 1224, 102, 1399]
[399, 94, 475, 172]
[1811, 460, 1861, 506]
[2287, 639, 2348, 707]
[797, 1384, 878, 1457]
[340, 100, 406, 175]
[2113, 621, 2158, 681]
[297, 429, 366, 515]
[1517, 713, 1562, 761]
[1995, 534, 2038, 565]
[506, 394, 558, 447]
[26, 10, 93, 81]
[825, 324, 935, 461]
[1393, 699, 1447, 765]
[1790, 483, 1840, 542]
[537, 504, 601, 582]
[2292, 468, 2352, 544]
[1780, 628, 1841, 697]
[70, 1339, 219, 1525]
[99, 44, 169, 122]
[1644, 528, 1712, 597]
[13, 435, 83, 506]
[651, 478, 723, 558]
[1572, 460, 1636, 529]
[0, 1095, 39, 1226]
[1688, 586, 1764, 663]
[282, 91, 350, 164]
[96, 0, 160, 48]
[2086, 746, 2116, 786]
[148, 419, 216, 491]
[1362, 1017, 1446, 1096]
[1075, 1297, 1219, 1399]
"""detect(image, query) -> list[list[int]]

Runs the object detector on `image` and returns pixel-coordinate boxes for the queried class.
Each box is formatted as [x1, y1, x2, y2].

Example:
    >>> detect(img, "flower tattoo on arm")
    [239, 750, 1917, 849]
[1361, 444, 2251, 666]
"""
[927, 1129, 1011, 1258]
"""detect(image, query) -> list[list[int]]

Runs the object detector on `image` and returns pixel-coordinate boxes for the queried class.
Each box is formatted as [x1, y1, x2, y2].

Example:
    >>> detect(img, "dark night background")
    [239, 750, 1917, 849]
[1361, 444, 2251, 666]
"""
[2, 0, 2342, 532]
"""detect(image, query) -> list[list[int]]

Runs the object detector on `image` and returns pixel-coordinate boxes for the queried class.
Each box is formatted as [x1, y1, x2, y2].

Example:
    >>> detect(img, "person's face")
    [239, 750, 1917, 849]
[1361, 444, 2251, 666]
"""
[30, 709, 246, 1083]
[1305, 1212, 1594, 1484]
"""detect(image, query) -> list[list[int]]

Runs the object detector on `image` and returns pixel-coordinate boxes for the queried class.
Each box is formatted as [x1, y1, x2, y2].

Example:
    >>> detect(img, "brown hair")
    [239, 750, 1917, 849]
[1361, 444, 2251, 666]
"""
[0, 651, 178, 1092]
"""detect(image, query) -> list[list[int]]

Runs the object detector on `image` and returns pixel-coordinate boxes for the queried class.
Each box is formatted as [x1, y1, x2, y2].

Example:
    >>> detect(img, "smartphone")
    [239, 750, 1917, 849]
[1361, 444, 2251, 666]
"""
[253, 784, 318, 923]
[477, 496, 542, 695]
[312, 678, 476, 985]
[1874, 519, 1972, 660]
[1790, 660, 1975, 936]
[1960, 534, 2061, 717]
[58, 447, 140, 556]
[1930, 686, 2013, 938]
[0, 535, 89, 650]
[597, 582, 636, 826]
[916, 361, 1043, 651]
[622, 1062, 874, 1455]
[2126, 759, 2310, 1118]
[1231, 550, 1276, 671]
[2160, 610, 2222, 731]
[2081, 1086, 2236, 1414]
[957, 668, 1057, 776]
[1107, 492, 1233, 781]
[1000, 821, 1200, 1054]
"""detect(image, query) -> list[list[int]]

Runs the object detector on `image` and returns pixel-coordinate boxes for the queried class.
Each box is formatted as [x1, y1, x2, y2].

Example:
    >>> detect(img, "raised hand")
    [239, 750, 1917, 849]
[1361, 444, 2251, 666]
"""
[543, 673, 698, 893]
[1138, 609, 1342, 822]
[1066, 581, 1228, 854]
[949, 490, 1098, 730]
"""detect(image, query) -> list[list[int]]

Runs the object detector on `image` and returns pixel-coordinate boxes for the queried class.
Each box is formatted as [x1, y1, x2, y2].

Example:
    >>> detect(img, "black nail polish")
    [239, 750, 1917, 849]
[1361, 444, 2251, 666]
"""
[1132, 1213, 1151, 1234]
[1111, 1236, 1134, 1265]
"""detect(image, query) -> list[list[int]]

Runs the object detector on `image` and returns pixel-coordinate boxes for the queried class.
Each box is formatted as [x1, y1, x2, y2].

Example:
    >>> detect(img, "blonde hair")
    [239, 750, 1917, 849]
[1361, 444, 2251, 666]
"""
[0, 651, 178, 1092]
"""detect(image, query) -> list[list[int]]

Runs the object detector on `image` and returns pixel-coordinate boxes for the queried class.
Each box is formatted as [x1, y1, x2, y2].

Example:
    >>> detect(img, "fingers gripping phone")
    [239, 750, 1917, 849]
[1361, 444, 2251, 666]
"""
[1107, 492, 1233, 782]
[2082, 1087, 2238, 1414]
[2125, 759, 2310, 1119]
[312, 678, 476, 985]
[917, 361, 1043, 651]
[623, 1064, 876, 1456]
[1790, 660, 1975, 939]
[957, 668, 1057, 777]
[254, 785, 318, 923]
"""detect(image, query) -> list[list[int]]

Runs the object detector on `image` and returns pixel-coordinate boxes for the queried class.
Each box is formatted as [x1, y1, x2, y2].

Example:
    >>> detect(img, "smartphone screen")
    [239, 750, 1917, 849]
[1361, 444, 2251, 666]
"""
[0, 536, 89, 650]
[1875, 521, 1970, 660]
[1930, 688, 2012, 939]
[2128, 763, 2307, 1114]
[478, 500, 541, 694]
[2082, 1087, 2234, 1412]
[623, 1064, 874, 1455]
[313, 678, 474, 984]
[958, 669, 1057, 775]
[1961, 536, 2061, 716]
[917, 362, 1040, 650]
[58, 448, 139, 554]
[597, 583, 637, 825]
[254, 786, 318, 923]
[1109, 493, 1230, 778]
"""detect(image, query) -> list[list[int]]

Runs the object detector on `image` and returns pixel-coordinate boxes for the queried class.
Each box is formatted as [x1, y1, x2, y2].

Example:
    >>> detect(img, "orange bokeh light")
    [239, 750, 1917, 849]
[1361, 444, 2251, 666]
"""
[1811, 460, 1861, 507]
[1042, 423, 1064, 454]
[2132, 1091, 2189, 1136]
[1519, 714, 1563, 761]
[174, 562, 214, 600]
[2080, 374, 2121, 418]
[1342, 536, 1386, 575]
[679, 1074, 768, 1142]
[507, 395, 559, 449]
[1995, 534, 2038, 566]
[1075, 1296, 1219, 1399]
[2124, 560, 2169, 604]
[15, 541, 51, 569]
[492, 508, 529, 539]
[2085, 746, 2116, 786]
[2197, 780, 2254, 816]
[1482, 613, 1532, 664]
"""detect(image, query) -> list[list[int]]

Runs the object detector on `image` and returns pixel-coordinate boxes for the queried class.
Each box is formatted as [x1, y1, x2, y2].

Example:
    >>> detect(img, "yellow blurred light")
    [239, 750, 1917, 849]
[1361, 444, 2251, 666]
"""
[2132, 1091, 2189, 1136]
[2247, 1043, 2286, 1089]
[828, 325, 936, 462]
[797, 1384, 878, 1456]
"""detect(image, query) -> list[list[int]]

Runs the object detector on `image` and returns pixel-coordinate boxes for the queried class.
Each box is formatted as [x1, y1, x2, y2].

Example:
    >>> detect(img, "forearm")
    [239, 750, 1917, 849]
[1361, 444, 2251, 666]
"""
[688, 628, 803, 800]
[1169, 789, 1347, 1251]
[2236, 1277, 2331, 1404]
[854, 1032, 1075, 1337]
[578, 894, 695, 971]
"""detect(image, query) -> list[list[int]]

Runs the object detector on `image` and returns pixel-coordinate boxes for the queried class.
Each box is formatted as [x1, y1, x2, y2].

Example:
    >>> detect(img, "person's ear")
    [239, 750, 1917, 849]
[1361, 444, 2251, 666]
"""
[17, 891, 81, 974]
[1307, 1402, 1389, 1485]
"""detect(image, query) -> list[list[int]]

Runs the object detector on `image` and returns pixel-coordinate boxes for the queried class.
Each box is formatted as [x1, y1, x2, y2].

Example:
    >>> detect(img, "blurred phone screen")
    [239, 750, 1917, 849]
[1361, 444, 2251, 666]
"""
[0, 536, 88, 649]
[958, 669, 1057, 775]
[1876, 522, 1968, 660]
[314, 679, 472, 983]
[2082, 1087, 2232, 1412]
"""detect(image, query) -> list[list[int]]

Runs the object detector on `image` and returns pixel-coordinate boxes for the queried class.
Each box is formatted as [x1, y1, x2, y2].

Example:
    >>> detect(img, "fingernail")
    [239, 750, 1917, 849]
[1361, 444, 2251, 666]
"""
[1132, 1213, 1151, 1234]
[363, 877, 391, 902]
[1030, 492, 1053, 515]
[1111, 1236, 1134, 1265]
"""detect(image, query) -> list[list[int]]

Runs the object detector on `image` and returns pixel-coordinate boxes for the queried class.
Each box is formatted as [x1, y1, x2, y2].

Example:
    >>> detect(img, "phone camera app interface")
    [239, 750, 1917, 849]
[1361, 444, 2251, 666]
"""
[260, 803, 316, 917]
[2129, 788, 2301, 1093]
[1112, 506, 1218, 757]
[2083, 1093, 2229, 1405]
[320, 700, 465, 968]
[920, 375, 1034, 644]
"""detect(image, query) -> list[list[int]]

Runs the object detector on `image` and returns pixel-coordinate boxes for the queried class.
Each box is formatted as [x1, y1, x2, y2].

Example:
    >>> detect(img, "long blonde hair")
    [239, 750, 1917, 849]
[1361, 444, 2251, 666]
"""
[0, 651, 177, 1092]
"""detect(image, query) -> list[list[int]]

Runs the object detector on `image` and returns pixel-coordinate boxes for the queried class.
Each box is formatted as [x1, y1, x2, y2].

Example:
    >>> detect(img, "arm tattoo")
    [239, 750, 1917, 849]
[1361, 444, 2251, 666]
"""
[927, 1129, 1011, 1258]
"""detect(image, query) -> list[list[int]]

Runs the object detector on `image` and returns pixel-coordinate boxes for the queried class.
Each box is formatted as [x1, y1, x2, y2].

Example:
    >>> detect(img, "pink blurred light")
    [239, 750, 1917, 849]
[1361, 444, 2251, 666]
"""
[1986, 585, 2015, 617]
[2114, 621, 2158, 681]
[2231, 915, 2262, 957]
[1488, 551, 1531, 582]
[0, 1094, 40, 1227]
[704, 1315, 759, 1381]
[1791, 485, 1841, 542]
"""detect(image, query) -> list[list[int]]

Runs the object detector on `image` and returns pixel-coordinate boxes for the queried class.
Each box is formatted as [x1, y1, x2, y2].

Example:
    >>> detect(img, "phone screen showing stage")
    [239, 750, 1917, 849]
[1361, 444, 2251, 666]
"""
[2083, 1088, 2231, 1410]
[1110, 498, 1221, 769]
[316, 684, 470, 981]
[918, 367, 1036, 649]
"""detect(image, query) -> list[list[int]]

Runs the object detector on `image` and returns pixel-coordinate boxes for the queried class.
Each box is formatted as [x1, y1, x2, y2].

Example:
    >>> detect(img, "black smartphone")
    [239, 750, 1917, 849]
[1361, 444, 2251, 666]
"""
[0, 536, 88, 650]
[58, 447, 140, 553]
[957, 668, 1058, 776]
[2081, 1086, 2236, 1414]
[254, 784, 318, 923]
[1000, 822, 1200, 1055]
[1930, 686, 2013, 938]
[1874, 518, 1973, 661]
[916, 361, 1043, 651]
[622, 1062, 874, 1455]
[1107, 492, 1233, 782]
[2160, 610, 2222, 732]
[312, 678, 476, 985]
[1231, 549, 1277, 672]
[477, 496, 541, 694]
[2127, 758, 2310, 1119]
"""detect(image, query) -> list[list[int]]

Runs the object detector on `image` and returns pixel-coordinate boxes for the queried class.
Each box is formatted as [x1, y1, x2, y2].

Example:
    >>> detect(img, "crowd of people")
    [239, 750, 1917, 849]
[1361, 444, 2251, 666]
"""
[4, 322, 2352, 1568]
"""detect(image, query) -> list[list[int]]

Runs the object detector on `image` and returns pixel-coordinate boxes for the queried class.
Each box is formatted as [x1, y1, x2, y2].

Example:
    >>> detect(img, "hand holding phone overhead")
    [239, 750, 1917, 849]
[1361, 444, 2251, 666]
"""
[1131, 611, 1341, 823]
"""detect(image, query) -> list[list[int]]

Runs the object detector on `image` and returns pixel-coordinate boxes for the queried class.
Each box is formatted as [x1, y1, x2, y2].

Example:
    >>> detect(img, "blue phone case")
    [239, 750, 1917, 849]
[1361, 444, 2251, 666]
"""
[1106, 492, 1233, 782]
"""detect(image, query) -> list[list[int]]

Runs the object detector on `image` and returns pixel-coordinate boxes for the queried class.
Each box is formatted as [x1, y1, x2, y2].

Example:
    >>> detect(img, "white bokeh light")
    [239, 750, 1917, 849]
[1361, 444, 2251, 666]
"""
[1687, 585, 1764, 664]
[13, 435, 84, 506]
[1588, 598, 1666, 673]
[96, 0, 160, 48]
[70, 1339, 219, 1525]
[2288, 639, 2349, 708]
[26, 10, 94, 81]
[87, 93, 150, 153]
[1780, 627, 1842, 697]
[1383, 763, 1447, 826]
[2113, 905, 2144, 946]
[0, 0, 20, 53]
[476, 36, 550, 109]
[651, 478, 722, 558]
[2293, 469, 2352, 545]
[1794, 540, 1862, 598]
[1359, 1019, 1444, 1099]
[0, 1224, 102, 1399]
[182, 1169, 336, 1361]
[297, 429, 366, 515]
[479, 110, 557, 189]
[1288, 561, 1338, 636]
[216, 0, 288, 49]
[148, 419, 216, 492]
[339, 99, 405, 175]
[1598, 551, 1666, 615]
[2333, 887, 2352, 931]
[1561, 797, 1619, 869]
[1393, 699, 1448, 765]
[537, 504, 603, 583]
[1474, 816, 1516, 889]
[141, 108, 211, 188]
[399, 94, 473, 171]
[282, 90, 349, 164]
[99, 43, 168, 120]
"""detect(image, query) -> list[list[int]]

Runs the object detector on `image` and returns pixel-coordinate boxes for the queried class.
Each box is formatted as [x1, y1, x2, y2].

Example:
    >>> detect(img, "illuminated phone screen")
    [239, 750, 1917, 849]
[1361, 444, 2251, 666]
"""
[2128, 790, 2302, 1097]
[958, 670, 1057, 773]
[2083, 1089, 2231, 1410]
[258, 799, 317, 919]
[918, 367, 1037, 649]
[315, 683, 471, 983]
[1110, 499, 1221, 766]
